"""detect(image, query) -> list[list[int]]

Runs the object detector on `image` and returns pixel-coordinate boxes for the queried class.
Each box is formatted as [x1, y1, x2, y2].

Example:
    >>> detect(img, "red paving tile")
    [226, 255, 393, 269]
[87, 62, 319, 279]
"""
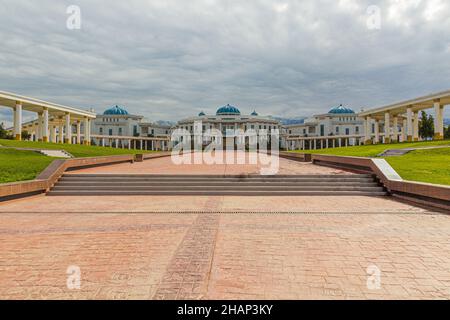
[0, 154, 449, 299]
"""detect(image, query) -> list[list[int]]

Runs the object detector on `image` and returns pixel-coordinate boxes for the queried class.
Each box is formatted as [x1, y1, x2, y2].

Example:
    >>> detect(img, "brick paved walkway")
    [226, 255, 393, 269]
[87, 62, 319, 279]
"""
[0, 155, 449, 299]
[1, 209, 449, 299]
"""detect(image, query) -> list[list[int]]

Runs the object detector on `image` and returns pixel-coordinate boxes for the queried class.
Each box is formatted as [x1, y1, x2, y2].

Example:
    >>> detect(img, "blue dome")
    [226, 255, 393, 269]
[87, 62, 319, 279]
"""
[251, 110, 258, 116]
[103, 105, 129, 115]
[328, 104, 355, 114]
[216, 104, 241, 115]
[198, 111, 206, 116]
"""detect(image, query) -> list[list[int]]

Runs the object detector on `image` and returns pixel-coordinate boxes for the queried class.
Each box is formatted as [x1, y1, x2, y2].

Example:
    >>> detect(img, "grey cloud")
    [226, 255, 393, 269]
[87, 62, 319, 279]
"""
[0, 0, 449, 122]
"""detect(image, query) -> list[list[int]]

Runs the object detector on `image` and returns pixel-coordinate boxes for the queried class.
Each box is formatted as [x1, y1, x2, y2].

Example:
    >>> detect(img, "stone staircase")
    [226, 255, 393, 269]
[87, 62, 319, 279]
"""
[47, 174, 387, 196]
[38, 149, 73, 158]
[378, 149, 414, 157]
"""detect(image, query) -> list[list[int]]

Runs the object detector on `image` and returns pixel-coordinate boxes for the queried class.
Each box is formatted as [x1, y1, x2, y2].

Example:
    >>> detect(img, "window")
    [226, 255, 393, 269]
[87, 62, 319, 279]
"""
[109, 129, 113, 136]
[336, 127, 339, 134]
[345, 128, 350, 135]
[118, 128, 122, 136]
[133, 125, 138, 136]
[355, 126, 359, 133]
[99, 127, 103, 134]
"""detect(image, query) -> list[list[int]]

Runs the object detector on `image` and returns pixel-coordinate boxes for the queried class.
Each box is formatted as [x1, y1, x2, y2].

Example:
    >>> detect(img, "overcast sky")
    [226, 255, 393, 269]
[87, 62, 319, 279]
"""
[1, 0, 449, 125]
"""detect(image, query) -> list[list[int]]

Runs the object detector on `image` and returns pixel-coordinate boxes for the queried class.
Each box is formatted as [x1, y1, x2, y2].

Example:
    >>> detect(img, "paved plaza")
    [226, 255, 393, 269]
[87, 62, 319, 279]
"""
[0, 156, 449, 299]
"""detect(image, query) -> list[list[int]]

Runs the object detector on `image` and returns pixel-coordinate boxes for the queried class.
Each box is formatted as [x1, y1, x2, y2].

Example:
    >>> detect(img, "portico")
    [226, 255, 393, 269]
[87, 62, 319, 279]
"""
[0, 91, 96, 144]
[359, 90, 450, 144]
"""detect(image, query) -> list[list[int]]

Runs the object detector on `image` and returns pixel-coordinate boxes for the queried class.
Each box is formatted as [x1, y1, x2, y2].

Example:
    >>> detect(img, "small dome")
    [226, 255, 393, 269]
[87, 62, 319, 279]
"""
[251, 110, 258, 116]
[328, 104, 355, 114]
[198, 111, 206, 116]
[216, 104, 241, 115]
[103, 105, 129, 115]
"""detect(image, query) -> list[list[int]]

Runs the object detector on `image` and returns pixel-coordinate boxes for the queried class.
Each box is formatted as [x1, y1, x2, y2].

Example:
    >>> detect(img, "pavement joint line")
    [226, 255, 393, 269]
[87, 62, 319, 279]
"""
[0, 211, 442, 215]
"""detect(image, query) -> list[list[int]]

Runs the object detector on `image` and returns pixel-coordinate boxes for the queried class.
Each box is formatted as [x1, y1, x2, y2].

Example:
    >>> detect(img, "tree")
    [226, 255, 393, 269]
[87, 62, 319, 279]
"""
[0, 123, 7, 139]
[21, 130, 32, 141]
[419, 111, 434, 140]
[445, 125, 450, 140]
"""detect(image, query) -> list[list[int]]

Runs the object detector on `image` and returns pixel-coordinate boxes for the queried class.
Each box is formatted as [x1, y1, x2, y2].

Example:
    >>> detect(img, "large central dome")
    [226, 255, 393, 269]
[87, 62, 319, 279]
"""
[103, 105, 129, 115]
[216, 104, 241, 115]
[328, 104, 355, 114]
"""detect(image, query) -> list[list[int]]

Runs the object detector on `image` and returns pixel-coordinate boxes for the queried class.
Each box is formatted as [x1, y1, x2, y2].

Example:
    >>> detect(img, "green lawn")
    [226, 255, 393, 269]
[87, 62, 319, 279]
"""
[386, 148, 450, 186]
[0, 139, 157, 183]
[291, 140, 450, 157]
[290, 139, 450, 185]
[0, 148, 56, 183]
[0, 139, 153, 158]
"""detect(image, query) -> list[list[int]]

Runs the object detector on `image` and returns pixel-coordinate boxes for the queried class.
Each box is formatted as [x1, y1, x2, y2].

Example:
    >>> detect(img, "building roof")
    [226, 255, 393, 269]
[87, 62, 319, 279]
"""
[328, 104, 355, 114]
[103, 105, 129, 115]
[198, 111, 206, 116]
[251, 110, 258, 116]
[216, 104, 241, 115]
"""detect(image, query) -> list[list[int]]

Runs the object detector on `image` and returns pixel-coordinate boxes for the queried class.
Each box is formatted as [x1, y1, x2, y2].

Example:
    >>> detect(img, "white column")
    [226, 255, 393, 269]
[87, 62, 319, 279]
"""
[115, 138, 119, 148]
[434, 100, 444, 140]
[384, 112, 390, 143]
[364, 116, 371, 144]
[392, 116, 399, 142]
[65, 113, 71, 144]
[151, 140, 154, 151]
[406, 107, 413, 141]
[37, 113, 43, 141]
[76, 121, 81, 144]
[413, 112, 419, 141]
[402, 119, 407, 142]
[41, 108, 49, 142]
[87, 119, 91, 145]
[141, 140, 143, 150]
[374, 120, 380, 144]
[128, 139, 131, 149]
[14, 102, 22, 140]
[51, 125, 57, 143]
[83, 117, 89, 145]
[58, 121, 64, 143]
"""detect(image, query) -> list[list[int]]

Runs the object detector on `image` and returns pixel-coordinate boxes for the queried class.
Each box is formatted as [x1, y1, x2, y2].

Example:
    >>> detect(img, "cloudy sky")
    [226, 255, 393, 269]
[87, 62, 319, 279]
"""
[1, 0, 449, 125]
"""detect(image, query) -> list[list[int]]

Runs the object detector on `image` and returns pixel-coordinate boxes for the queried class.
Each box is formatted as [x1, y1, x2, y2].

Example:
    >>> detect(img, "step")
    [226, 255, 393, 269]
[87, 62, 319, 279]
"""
[47, 190, 387, 196]
[59, 176, 375, 182]
[56, 181, 379, 187]
[64, 174, 373, 179]
[52, 186, 385, 191]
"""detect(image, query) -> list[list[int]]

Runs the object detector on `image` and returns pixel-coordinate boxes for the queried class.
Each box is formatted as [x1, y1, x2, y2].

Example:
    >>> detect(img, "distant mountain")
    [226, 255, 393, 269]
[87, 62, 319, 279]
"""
[156, 120, 176, 127]
[270, 116, 306, 125]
